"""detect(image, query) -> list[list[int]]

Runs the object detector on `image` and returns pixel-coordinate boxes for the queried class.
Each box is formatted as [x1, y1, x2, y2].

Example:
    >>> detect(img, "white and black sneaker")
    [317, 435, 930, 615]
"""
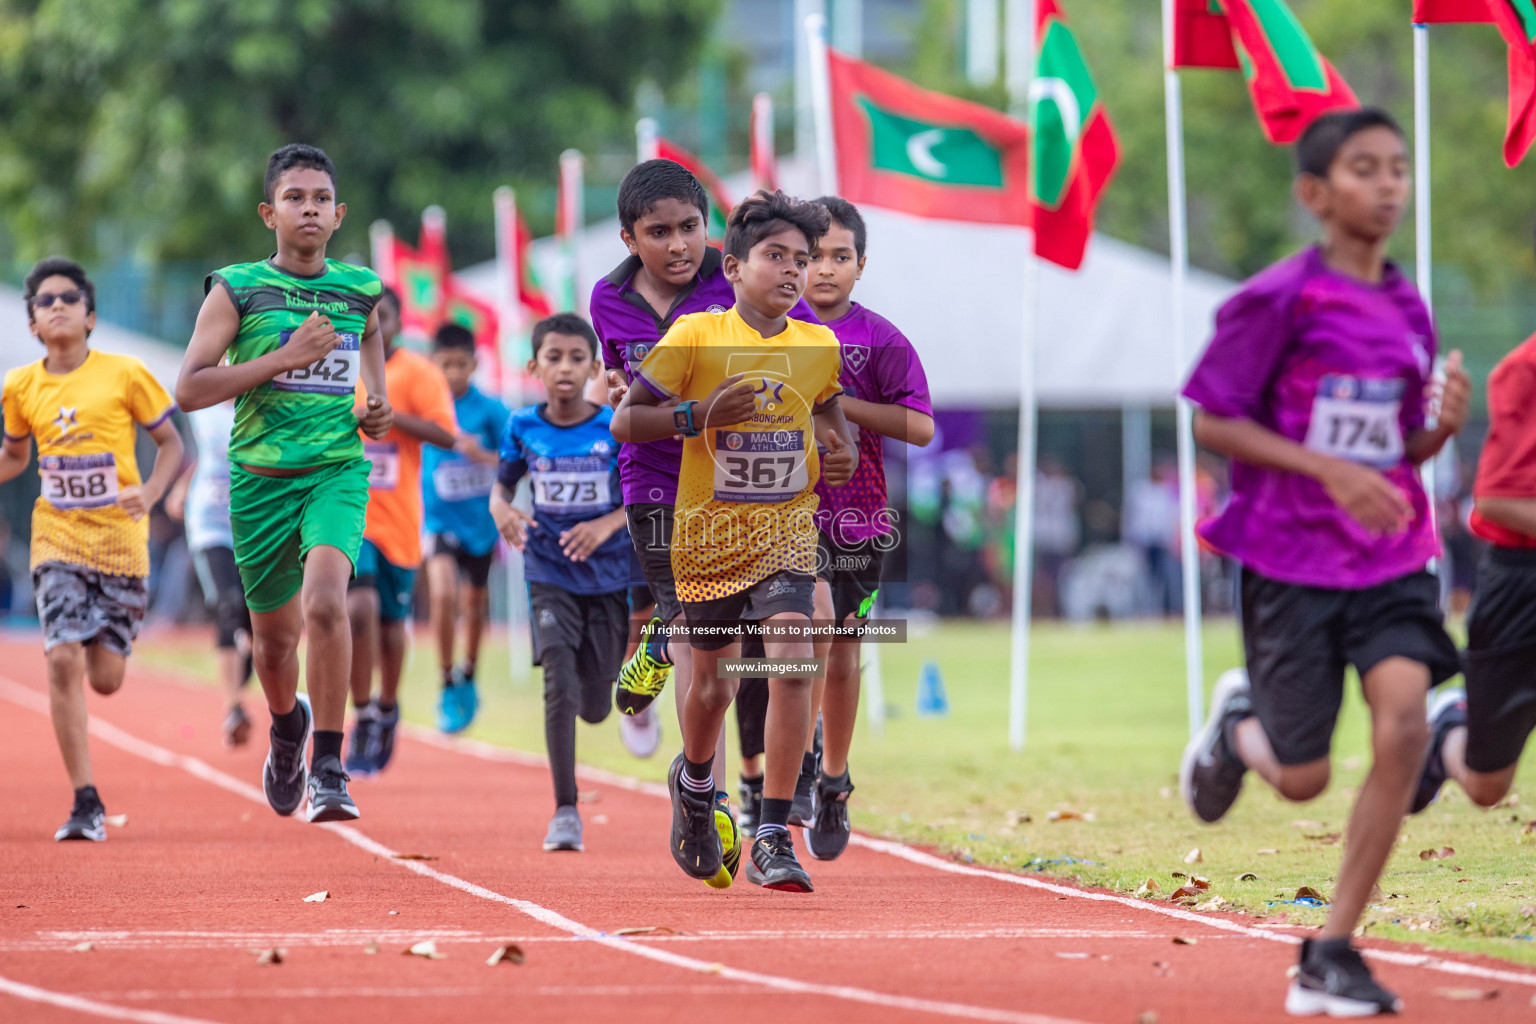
[305, 755, 360, 822]
[744, 828, 814, 892]
[1180, 668, 1252, 824]
[1285, 938, 1402, 1016]
[55, 786, 106, 842]
[1411, 686, 1467, 814]
[262, 693, 312, 817]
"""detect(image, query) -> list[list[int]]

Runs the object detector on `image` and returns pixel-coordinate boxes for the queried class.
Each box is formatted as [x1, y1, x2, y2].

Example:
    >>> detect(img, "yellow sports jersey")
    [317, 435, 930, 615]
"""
[2, 350, 177, 577]
[635, 307, 841, 602]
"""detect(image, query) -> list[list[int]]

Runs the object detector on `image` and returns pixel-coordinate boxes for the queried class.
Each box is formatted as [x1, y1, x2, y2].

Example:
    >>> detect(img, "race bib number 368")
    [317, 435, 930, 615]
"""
[272, 330, 360, 395]
[713, 429, 809, 503]
[40, 453, 119, 509]
[1303, 375, 1405, 468]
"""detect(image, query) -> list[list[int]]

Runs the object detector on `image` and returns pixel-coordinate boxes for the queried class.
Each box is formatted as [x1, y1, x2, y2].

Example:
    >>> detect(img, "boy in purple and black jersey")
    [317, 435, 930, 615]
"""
[1178, 109, 1471, 1018]
[793, 196, 933, 859]
[590, 158, 817, 807]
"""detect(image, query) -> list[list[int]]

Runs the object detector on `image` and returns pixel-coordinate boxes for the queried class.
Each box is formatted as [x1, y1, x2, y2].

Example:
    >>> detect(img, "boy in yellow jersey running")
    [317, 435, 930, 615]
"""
[345, 287, 457, 775]
[0, 257, 184, 841]
[176, 144, 393, 824]
[614, 191, 856, 891]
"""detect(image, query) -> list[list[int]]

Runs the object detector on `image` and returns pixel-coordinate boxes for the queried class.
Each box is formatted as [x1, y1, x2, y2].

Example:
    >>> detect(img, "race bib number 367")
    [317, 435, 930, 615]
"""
[40, 453, 119, 509]
[713, 429, 809, 503]
[1303, 375, 1405, 468]
[272, 330, 360, 395]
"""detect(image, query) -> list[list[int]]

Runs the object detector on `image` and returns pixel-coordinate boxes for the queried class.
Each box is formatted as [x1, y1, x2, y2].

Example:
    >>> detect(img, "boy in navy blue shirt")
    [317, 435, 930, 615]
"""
[491, 313, 629, 853]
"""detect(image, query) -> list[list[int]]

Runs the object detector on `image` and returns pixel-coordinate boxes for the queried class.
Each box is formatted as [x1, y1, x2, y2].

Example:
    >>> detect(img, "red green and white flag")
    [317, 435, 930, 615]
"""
[1172, 0, 1358, 145]
[388, 211, 449, 341]
[1487, 1, 1536, 166]
[653, 138, 733, 243]
[516, 209, 552, 320]
[1412, 0, 1494, 22]
[1030, 0, 1119, 270]
[828, 49, 1033, 227]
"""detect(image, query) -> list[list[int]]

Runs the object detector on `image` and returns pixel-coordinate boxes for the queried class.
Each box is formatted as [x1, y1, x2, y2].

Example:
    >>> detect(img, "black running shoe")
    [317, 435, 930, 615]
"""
[263, 694, 312, 817]
[1179, 668, 1251, 824]
[1285, 939, 1402, 1016]
[744, 828, 814, 892]
[1411, 686, 1467, 814]
[788, 753, 817, 826]
[305, 755, 360, 823]
[373, 703, 400, 772]
[54, 786, 106, 842]
[738, 774, 764, 835]
[667, 754, 722, 880]
[344, 703, 378, 776]
[222, 704, 252, 748]
[807, 770, 855, 861]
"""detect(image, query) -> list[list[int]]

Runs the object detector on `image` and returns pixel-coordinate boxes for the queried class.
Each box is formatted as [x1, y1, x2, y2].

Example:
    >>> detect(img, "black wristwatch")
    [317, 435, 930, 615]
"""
[673, 400, 700, 438]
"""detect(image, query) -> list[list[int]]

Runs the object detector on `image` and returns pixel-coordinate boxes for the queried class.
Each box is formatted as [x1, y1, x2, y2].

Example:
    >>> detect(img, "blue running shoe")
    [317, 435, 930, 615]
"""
[345, 702, 378, 776]
[437, 672, 480, 735]
[372, 703, 401, 772]
[263, 693, 312, 816]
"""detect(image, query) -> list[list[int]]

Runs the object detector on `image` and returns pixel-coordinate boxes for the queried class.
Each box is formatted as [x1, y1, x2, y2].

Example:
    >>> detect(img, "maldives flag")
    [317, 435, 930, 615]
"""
[828, 49, 1033, 226]
[389, 238, 447, 341]
[1412, 0, 1494, 21]
[443, 279, 502, 387]
[654, 138, 733, 242]
[1487, 0, 1536, 166]
[516, 209, 552, 320]
[1031, 0, 1119, 270]
[1172, 0, 1358, 145]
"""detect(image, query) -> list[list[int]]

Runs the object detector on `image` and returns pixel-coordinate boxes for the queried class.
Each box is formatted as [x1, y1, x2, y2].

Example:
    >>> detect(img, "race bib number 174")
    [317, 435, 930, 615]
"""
[1303, 375, 1405, 468]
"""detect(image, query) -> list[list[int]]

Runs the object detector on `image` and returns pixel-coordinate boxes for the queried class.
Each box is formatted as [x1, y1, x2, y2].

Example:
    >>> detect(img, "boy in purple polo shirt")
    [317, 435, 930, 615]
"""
[1178, 109, 1470, 1017]
[793, 196, 932, 859]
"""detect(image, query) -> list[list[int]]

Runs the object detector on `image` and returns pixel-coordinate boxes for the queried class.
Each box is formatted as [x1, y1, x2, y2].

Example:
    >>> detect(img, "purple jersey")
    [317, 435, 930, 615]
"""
[590, 247, 817, 505]
[1182, 246, 1439, 589]
[813, 303, 932, 545]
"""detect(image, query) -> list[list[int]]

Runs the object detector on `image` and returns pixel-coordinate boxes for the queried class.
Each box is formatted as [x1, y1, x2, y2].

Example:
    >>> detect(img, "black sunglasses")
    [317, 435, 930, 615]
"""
[33, 289, 85, 309]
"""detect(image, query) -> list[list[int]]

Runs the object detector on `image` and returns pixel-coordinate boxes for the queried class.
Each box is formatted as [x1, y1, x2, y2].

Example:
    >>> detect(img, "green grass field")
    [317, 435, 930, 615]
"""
[137, 617, 1536, 966]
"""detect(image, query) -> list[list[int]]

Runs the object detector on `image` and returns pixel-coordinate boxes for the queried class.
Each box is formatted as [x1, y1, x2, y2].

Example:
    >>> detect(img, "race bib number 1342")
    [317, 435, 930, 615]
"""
[272, 330, 360, 396]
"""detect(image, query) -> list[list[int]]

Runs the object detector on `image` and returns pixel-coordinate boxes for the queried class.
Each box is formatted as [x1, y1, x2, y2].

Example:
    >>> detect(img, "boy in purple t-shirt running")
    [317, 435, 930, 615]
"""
[791, 196, 932, 859]
[1179, 109, 1470, 1017]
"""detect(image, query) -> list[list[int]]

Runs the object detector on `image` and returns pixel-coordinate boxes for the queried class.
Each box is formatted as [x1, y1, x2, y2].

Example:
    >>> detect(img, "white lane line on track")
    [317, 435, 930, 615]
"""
[86, 985, 746, 1001]
[408, 723, 1536, 990]
[0, 677, 1097, 1024]
[0, 925, 1179, 953]
[0, 975, 223, 1024]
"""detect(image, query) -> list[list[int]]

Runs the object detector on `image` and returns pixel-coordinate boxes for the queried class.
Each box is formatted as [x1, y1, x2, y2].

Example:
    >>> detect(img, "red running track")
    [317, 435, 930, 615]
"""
[0, 638, 1531, 1024]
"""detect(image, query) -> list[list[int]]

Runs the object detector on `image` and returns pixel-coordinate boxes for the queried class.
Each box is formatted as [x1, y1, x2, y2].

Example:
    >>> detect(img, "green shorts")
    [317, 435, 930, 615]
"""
[230, 460, 369, 614]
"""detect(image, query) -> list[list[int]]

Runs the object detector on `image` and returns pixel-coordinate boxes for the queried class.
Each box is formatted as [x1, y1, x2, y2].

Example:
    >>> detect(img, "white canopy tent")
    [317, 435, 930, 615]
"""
[0, 283, 184, 387]
[457, 154, 1235, 409]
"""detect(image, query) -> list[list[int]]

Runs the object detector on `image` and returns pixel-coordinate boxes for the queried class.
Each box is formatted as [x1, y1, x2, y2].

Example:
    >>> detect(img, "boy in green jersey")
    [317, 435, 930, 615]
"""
[175, 144, 393, 824]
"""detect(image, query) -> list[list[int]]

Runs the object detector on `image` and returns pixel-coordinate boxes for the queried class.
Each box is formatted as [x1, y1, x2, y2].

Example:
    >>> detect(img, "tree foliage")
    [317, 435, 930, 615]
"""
[0, 0, 721, 267]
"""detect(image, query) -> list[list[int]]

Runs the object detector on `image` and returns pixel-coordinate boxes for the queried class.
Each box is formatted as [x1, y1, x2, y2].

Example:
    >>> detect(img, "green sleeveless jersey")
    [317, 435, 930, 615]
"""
[207, 258, 382, 469]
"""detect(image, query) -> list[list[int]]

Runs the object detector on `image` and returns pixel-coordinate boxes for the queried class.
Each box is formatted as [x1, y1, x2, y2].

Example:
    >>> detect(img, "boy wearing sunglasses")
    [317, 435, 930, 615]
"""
[0, 257, 185, 841]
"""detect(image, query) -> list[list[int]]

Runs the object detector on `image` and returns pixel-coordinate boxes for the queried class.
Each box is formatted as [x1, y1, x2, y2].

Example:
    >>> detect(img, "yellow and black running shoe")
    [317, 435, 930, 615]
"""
[616, 616, 672, 716]
[706, 794, 741, 889]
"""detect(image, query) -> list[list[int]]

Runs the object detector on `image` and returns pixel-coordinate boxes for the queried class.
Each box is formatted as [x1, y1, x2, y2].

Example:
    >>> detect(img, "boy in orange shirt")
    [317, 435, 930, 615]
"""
[346, 288, 458, 774]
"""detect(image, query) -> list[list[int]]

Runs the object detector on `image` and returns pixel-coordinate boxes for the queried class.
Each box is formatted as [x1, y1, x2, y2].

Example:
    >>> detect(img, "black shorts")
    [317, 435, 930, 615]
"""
[192, 545, 251, 650]
[529, 582, 628, 680]
[626, 503, 682, 625]
[427, 533, 495, 590]
[1240, 568, 1460, 766]
[816, 530, 887, 624]
[1463, 546, 1536, 773]
[682, 571, 815, 652]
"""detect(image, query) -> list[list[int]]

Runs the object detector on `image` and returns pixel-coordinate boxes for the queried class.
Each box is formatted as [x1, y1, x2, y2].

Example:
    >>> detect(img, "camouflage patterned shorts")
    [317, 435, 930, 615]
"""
[32, 562, 148, 656]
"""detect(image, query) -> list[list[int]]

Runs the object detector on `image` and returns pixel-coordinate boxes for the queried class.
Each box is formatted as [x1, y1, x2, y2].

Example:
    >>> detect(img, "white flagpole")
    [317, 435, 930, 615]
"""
[1004, 0, 1038, 752]
[1413, 23, 1446, 588]
[493, 186, 531, 687]
[636, 117, 660, 163]
[559, 149, 586, 317]
[752, 92, 778, 191]
[807, 14, 839, 197]
[1162, 0, 1204, 739]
